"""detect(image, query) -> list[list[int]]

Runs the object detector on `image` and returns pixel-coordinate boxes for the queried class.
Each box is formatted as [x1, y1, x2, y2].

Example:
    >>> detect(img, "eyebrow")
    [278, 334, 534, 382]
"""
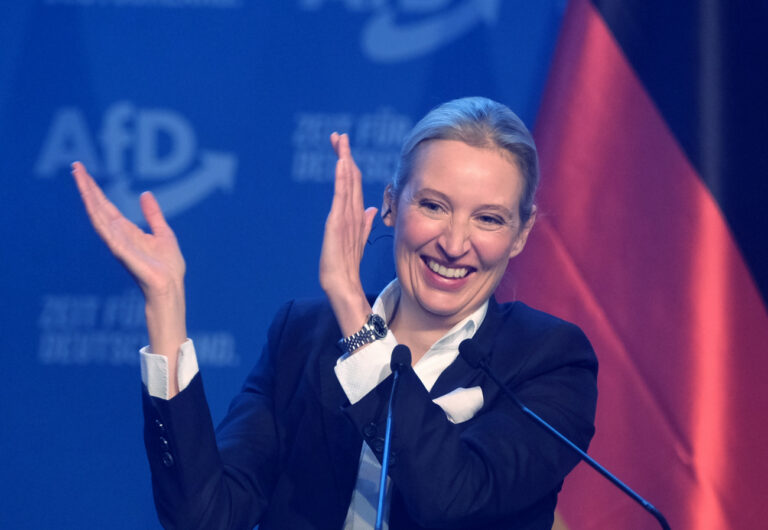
[414, 187, 516, 218]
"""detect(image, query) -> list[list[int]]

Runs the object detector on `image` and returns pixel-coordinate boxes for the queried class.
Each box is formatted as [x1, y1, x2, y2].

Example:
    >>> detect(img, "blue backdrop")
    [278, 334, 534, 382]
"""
[0, 1, 565, 527]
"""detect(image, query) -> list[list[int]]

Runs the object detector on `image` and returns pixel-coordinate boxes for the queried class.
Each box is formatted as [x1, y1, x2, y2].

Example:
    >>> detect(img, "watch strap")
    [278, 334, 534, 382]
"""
[338, 314, 387, 354]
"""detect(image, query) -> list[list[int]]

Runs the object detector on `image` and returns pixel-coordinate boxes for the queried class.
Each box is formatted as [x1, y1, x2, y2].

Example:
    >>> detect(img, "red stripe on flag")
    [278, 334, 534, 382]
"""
[497, 0, 768, 528]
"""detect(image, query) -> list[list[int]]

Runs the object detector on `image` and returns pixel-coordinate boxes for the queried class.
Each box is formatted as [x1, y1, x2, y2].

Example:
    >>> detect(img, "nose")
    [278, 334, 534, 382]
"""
[437, 220, 471, 259]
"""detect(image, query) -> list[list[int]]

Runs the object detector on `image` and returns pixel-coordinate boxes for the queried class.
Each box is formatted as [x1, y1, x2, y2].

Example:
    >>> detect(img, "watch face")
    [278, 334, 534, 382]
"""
[369, 314, 387, 338]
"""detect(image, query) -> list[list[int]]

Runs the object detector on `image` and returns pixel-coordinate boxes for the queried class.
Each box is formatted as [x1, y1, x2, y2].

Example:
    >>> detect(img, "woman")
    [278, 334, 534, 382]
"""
[73, 97, 597, 529]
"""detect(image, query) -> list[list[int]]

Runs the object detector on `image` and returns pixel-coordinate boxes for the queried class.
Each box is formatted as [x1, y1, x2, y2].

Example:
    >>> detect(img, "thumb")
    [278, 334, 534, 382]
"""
[140, 191, 171, 236]
[362, 206, 378, 243]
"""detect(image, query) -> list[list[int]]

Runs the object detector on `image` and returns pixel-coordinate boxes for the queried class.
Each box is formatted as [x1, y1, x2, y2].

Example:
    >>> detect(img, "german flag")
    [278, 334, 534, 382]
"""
[497, 0, 768, 528]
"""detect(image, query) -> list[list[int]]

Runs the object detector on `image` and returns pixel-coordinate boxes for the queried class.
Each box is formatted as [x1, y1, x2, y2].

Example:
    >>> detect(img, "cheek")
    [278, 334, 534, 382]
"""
[473, 232, 518, 267]
[396, 212, 441, 251]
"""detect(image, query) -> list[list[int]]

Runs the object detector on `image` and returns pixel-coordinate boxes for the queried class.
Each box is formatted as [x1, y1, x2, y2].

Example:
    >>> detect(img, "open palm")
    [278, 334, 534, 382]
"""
[71, 161, 185, 298]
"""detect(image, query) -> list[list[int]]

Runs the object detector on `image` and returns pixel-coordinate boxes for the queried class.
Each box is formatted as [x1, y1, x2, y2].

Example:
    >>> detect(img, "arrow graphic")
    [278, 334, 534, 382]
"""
[362, 0, 500, 63]
[106, 150, 237, 225]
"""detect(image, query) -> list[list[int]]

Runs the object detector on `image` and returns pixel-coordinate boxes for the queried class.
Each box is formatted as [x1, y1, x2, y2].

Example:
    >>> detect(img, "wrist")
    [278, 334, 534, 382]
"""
[326, 287, 372, 338]
[144, 289, 187, 358]
[143, 276, 185, 303]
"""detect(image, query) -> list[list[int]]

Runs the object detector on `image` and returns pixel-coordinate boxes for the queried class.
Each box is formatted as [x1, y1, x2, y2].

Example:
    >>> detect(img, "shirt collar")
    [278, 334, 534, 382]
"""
[372, 278, 488, 350]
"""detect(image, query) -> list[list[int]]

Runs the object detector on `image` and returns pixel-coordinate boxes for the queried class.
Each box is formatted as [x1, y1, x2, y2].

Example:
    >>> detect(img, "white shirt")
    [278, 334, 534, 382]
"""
[140, 279, 488, 529]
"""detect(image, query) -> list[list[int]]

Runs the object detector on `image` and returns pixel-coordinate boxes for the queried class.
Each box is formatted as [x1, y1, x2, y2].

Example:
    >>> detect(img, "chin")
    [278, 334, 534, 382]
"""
[416, 292, 478, 320]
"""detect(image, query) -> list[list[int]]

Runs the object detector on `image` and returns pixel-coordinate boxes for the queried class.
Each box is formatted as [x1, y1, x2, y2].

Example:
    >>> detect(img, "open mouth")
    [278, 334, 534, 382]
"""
[423, 257, 472, 279]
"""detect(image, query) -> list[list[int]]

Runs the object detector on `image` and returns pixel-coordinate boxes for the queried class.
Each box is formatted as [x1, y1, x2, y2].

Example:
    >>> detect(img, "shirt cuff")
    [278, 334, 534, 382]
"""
[334, 332, 398, 405]
[140, 338, 199, 400]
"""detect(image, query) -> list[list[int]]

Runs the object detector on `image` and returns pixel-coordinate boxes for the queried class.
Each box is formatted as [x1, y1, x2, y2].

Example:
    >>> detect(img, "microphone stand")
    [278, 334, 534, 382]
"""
[375, 345, 411, 530]
[460, 340, 671, 530]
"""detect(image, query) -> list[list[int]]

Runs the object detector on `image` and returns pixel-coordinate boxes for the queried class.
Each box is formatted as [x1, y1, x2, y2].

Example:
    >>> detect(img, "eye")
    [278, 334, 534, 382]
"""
[476, 214, 506, 227]
[419, 199, 445, 213]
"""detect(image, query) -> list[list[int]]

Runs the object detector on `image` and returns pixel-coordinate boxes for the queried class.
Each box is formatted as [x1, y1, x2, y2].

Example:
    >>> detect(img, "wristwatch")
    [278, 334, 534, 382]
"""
[338, 314, 388, 354]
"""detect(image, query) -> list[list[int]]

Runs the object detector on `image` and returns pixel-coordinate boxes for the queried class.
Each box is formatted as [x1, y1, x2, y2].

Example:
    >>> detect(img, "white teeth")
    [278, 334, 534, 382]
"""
[427, 259, 468, 279]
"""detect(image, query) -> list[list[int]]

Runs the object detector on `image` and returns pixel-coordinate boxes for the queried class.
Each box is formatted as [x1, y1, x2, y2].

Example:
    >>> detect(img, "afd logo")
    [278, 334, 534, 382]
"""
[35, 101, 237, 223]
[301, 0, 500, 63]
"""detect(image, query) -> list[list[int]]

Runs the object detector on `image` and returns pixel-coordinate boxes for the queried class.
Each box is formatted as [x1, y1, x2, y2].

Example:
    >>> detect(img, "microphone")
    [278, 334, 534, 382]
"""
[375, 344, 412, 530]
[458, 339, 671, 530]
[390, 344, 412, 373]
[458, 338, 485, 369]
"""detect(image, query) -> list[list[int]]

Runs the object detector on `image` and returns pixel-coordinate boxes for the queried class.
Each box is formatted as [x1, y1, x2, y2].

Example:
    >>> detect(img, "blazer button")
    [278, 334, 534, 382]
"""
[370, 438, 385, 453]
[363, 422, 377, 438]
[159, 436, 170, 451]
[161, 452, 174, 468]
[155, 418, 166, 433]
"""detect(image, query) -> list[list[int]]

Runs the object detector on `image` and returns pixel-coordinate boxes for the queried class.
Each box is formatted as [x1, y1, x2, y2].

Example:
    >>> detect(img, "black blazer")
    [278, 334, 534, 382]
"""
[143, 297, 598, 529]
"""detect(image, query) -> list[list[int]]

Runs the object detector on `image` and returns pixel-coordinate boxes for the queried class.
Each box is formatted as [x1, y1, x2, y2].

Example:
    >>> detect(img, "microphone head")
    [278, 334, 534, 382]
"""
[459, 339, 484, 369]
[390, 344, 412, 373]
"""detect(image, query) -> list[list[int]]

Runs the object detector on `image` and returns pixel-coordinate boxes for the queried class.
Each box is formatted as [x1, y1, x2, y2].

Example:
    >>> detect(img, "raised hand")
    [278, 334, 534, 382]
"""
[319, 133, 378, 337]
[72, 162, 185, 298]
[72, 162, 187, 391]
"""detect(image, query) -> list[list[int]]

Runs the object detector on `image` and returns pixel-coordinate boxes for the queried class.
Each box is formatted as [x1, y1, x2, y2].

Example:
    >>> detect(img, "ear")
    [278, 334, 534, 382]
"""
[381, 185, 396, 227]
[508, 206, 537, 259]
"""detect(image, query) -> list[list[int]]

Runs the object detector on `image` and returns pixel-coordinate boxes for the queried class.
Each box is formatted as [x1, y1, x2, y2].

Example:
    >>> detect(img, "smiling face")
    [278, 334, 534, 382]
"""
[383, 139, 535, 330]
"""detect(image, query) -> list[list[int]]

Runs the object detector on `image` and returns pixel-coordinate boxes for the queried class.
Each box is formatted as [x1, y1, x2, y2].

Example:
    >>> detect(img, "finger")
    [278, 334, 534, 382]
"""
[72, 162, 141, 251]
[329, 132, 341, 156]
[72, 162, 123, 222]
[335, 132, 351, 159]
[330, 134, 360, 184]
[330, 134, 369, 227]
[140, 191, 172, 237]
[330, 158, 351, 220]
[337, 135, 364, 213]
[72, 161, 97, 214]
[72, 161, 100, 205]
[337, 134, 362, 181]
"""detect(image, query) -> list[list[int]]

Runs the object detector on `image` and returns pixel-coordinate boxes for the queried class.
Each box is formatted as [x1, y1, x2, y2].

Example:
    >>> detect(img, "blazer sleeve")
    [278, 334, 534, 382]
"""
[342, 317, 598, 529]
[142, 301, 294, 530]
